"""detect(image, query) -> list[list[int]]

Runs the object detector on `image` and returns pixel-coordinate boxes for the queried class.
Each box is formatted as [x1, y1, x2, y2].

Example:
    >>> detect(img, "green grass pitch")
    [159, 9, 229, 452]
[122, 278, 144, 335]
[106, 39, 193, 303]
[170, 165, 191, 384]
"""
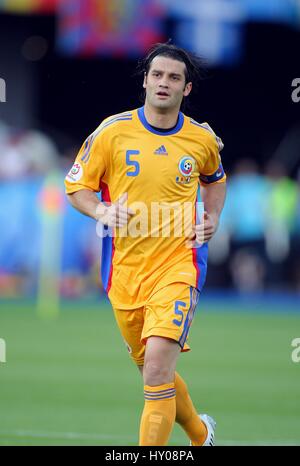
[0, 298, 299, 445]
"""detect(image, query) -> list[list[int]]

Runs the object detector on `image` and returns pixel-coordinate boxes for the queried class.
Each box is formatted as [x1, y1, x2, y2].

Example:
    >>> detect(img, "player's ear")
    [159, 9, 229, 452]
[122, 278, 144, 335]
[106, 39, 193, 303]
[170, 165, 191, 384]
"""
[143, 72, 147, 89]
[183, 82, 192, 97]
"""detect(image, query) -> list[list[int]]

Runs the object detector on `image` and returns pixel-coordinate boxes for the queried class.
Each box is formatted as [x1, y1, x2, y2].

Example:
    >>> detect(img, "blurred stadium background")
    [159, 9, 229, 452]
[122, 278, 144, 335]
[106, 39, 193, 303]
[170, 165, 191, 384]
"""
[0, 0, 300, 446]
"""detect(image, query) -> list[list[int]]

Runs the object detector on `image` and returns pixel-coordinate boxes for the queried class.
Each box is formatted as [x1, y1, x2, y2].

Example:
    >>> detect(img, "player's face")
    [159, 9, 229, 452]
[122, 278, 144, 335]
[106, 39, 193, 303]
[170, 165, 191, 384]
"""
[143, 56, 192, 111]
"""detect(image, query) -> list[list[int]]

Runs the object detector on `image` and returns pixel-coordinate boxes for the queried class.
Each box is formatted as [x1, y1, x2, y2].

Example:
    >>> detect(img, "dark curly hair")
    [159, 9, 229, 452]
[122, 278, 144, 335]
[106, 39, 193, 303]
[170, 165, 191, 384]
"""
[136, 40, 206, 111]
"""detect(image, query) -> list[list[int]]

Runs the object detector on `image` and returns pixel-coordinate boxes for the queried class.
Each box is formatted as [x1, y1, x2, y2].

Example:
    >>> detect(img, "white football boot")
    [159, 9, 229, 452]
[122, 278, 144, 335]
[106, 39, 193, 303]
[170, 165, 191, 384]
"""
[190, 414, 216, 446]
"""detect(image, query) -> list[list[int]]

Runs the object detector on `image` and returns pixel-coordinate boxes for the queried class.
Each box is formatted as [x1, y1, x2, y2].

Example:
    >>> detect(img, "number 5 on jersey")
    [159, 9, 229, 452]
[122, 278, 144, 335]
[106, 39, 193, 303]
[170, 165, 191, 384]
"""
[126, 150, 140, 177]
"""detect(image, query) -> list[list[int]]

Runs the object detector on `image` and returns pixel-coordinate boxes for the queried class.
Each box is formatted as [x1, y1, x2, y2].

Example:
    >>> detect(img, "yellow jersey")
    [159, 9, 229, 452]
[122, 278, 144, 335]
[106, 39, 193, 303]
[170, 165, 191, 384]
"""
[65, 107, 226, 308]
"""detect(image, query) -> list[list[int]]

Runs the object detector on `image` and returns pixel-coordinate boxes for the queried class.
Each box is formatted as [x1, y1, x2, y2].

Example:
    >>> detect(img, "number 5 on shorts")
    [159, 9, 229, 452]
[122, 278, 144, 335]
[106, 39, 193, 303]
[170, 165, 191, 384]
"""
[172, 301, 186, 327]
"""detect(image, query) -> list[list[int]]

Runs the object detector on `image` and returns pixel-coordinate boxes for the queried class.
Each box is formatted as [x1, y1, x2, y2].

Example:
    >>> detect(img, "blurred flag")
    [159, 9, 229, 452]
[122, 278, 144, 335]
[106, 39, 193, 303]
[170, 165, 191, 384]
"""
[0, 0, 57, 13]
[159, 0, 300, 66]
[57, 0, 166, 57]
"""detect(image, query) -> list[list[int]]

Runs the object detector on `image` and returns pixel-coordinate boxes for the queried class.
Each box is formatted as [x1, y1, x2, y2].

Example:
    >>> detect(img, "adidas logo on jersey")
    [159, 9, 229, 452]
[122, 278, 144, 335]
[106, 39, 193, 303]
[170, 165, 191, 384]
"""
[154, 145, 168, 155]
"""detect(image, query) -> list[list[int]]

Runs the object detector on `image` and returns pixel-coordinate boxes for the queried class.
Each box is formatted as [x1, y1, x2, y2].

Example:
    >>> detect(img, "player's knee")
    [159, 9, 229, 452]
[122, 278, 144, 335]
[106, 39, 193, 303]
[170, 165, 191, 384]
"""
[143, 360, 172, 386]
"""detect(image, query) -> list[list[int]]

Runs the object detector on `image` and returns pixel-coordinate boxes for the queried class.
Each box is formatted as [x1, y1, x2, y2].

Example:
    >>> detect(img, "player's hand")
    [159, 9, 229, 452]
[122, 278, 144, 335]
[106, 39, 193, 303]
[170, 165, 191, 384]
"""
[186, 211, 219, 248]
[96, 193, 134, 228]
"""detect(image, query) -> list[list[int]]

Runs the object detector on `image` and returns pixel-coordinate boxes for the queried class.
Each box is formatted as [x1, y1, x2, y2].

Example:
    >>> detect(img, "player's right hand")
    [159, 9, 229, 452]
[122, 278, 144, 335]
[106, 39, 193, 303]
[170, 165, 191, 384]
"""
[96, 193, 134, 228]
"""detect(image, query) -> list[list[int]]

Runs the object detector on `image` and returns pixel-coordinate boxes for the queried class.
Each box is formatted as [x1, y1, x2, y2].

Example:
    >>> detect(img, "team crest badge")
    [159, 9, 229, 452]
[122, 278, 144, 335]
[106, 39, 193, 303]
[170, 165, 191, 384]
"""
[178, 156, 196, 177]
[177, 156, 196, 183]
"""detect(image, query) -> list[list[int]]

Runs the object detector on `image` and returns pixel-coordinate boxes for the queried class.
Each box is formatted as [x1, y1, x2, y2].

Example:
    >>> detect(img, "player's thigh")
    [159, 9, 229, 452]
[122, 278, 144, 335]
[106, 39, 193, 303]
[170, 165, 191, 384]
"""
[142, 283, 200, 352]
[112, 306, 145, 366]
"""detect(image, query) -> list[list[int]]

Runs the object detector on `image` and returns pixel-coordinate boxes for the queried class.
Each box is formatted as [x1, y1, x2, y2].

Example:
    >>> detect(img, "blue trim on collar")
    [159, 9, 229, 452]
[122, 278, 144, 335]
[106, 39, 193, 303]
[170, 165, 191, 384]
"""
[137, 106, 184, 136]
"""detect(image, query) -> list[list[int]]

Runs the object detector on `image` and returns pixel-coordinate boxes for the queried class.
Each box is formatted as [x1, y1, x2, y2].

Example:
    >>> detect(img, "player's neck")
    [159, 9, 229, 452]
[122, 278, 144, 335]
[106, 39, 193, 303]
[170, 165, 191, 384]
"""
[143, 103, 180, 129]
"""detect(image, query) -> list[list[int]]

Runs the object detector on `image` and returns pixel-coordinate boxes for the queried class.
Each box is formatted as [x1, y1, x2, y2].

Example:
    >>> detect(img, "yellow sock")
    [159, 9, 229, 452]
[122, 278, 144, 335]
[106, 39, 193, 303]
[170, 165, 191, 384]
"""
[139, 382, 176, 446]
[174, 372, 207, 446]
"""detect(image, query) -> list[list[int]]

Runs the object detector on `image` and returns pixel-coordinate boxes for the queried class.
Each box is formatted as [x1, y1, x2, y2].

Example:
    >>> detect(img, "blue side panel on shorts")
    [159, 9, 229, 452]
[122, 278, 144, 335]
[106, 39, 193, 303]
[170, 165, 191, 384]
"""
[101, 228, 113, 292]
[195, 185, 208, 291]
[179, 287, 199, 348]
[196, 243, 208, 291]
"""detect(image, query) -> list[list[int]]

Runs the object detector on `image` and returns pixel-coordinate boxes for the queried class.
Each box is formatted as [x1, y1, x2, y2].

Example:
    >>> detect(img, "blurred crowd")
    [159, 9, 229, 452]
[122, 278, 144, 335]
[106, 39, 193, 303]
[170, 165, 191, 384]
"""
[1, 120, 300, 297]
[208, 158, 300, 293]
[0, 121, 59, 178]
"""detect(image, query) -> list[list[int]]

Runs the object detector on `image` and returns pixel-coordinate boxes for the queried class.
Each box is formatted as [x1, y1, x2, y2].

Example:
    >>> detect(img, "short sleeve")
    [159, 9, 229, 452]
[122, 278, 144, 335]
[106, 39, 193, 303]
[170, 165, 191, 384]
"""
[64, 130, 108, 194]
[199, 123, 226, 186]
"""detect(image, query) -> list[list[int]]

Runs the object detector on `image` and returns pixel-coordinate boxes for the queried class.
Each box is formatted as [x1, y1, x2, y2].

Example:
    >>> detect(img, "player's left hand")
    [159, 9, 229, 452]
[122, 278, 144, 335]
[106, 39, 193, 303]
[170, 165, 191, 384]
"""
[186, 211, 219, 248]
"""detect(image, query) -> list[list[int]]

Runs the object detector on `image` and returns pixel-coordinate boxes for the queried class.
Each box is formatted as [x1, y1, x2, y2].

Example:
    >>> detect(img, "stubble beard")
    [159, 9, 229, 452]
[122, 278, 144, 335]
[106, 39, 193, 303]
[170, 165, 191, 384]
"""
[148, 93, 179, 112]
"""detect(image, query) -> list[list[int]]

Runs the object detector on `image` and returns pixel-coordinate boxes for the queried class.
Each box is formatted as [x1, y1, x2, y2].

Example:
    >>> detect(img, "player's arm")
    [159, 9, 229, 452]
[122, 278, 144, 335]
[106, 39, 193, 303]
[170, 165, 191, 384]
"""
[66, 190, 133, 228]
[195, 126, 226, 243]
[65, 130, 133, 228]
[199, 181, 226, 242]
[66, 189, 101, 220]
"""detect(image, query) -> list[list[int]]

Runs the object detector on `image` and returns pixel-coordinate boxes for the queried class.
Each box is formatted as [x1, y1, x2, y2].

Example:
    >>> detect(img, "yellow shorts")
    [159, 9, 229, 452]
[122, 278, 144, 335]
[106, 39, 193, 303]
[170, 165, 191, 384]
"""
[112, 283, 200, 366]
